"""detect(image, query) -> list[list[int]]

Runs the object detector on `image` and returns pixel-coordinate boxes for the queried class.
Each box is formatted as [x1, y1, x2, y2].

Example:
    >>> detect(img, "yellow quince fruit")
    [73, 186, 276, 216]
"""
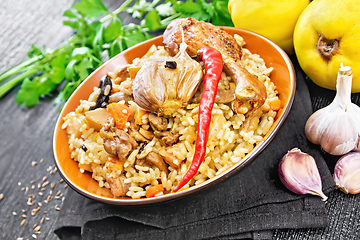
[294, 0, 360, 92]
[228, 0, 309, 54]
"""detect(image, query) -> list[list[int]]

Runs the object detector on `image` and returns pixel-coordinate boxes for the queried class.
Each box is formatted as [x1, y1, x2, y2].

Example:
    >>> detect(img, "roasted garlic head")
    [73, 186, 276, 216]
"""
[133, 42, 203, 116]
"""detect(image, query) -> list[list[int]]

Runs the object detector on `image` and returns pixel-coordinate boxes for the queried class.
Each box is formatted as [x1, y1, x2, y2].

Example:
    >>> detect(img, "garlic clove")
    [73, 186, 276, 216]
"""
[305, 65, 360, 155]
[333, 152, 360, 194]
[278, 148, 328, 201]
[315, 110, 358, 155]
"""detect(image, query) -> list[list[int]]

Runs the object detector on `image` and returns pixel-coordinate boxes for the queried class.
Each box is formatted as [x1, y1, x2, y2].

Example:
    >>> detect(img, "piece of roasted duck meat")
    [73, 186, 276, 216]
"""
[163, 17, 267, 114]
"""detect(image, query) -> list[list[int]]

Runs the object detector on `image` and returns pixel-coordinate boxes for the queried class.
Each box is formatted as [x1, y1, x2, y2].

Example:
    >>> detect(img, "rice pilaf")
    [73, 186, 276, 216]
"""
[61, 34, 279, 199]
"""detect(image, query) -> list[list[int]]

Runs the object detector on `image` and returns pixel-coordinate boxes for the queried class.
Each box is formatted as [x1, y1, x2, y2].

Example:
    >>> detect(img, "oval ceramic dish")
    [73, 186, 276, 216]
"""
[53, 27, 296, 205]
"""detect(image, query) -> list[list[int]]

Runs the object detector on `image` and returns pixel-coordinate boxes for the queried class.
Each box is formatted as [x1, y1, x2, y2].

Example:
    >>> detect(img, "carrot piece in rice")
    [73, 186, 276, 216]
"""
[108, 157, 124, 171]
[145, 184, 164, 198]
[128, 67, 141, 79]
[135, 108, 149, 125]
[107, 103, 132, 129]
[269, 98, 281, 111]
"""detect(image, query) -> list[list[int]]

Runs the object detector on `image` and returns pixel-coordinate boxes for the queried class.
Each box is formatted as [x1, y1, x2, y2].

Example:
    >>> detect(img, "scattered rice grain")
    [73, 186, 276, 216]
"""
[31, 207, 40, 216]
[27, 199, 34, 206]
[20, 219, 26, 226]
[46, 195, 53, 202]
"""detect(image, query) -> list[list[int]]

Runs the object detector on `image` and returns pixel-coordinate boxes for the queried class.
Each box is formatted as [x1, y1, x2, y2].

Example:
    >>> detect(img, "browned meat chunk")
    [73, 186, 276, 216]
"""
[192, 82, 236, 104]
[103, 130, 138, 161]
[128, 121, 148, 142]
[139, 128, 154, 140]
[105, 173, 129, 197]
[158, 147, 181, 168]
[109, 91, 134, 104]
[146, 152, 168, 172]
[163, 17, 267, 114]
[114, 64, 130, 84]
[148, 113, 168, 131]
[154, 131, 179, 146]
[241, 108, 263, 132]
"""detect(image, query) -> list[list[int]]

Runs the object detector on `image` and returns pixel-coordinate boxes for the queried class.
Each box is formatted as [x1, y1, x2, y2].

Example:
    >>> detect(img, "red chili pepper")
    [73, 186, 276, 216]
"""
[173, 47, 223, 192]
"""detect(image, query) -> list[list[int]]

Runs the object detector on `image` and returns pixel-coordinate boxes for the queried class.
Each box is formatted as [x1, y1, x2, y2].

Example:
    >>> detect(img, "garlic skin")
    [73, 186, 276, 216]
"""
[278, 148, 328, 201]
[305, 65, 360, 155]
[333, 152, 360, 194]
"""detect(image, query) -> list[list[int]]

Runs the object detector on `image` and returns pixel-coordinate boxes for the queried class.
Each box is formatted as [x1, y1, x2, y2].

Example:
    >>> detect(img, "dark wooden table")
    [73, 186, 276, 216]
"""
[0, 0, 359, 239]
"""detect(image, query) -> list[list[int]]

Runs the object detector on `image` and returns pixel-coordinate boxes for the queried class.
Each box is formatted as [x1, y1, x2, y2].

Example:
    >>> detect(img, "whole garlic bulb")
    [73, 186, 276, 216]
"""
[133, 42, 203, 116]
[305, 65, 360, 155]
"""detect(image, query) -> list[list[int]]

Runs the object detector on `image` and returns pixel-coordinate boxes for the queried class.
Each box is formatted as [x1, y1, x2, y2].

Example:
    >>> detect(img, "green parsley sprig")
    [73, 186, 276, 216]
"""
[0, 0, 232, 108]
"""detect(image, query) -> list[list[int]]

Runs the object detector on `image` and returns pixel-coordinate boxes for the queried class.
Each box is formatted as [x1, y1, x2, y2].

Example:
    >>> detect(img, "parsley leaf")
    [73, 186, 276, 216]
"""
[16, 78, 40, 107]
[144, 9, 162, 31]
[104, 18, 123, 43]
[174, 0, 208, 21]
[73, 0, 110, 18]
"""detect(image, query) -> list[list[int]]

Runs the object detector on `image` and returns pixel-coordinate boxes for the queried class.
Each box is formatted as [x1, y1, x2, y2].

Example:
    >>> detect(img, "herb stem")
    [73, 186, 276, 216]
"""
[0, 67, 40, 98]
[160, 13, 183, 27]
[100, 0, 134, 23]
[0, 56, 42, 83]
[141, 12, 183, 32]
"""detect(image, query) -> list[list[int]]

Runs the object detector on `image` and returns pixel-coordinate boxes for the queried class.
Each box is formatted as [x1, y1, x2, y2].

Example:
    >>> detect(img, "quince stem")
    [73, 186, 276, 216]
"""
[317, 34, 340, 61]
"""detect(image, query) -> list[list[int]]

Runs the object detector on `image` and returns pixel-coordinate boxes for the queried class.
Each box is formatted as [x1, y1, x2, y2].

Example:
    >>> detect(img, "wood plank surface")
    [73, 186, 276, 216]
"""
[0, 1, 75, 239]
[0, 0, 359, 239]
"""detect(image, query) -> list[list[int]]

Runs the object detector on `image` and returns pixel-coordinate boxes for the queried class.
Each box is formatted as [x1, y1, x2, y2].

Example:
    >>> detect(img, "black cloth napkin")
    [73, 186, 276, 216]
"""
[54, 56, 336, 240]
